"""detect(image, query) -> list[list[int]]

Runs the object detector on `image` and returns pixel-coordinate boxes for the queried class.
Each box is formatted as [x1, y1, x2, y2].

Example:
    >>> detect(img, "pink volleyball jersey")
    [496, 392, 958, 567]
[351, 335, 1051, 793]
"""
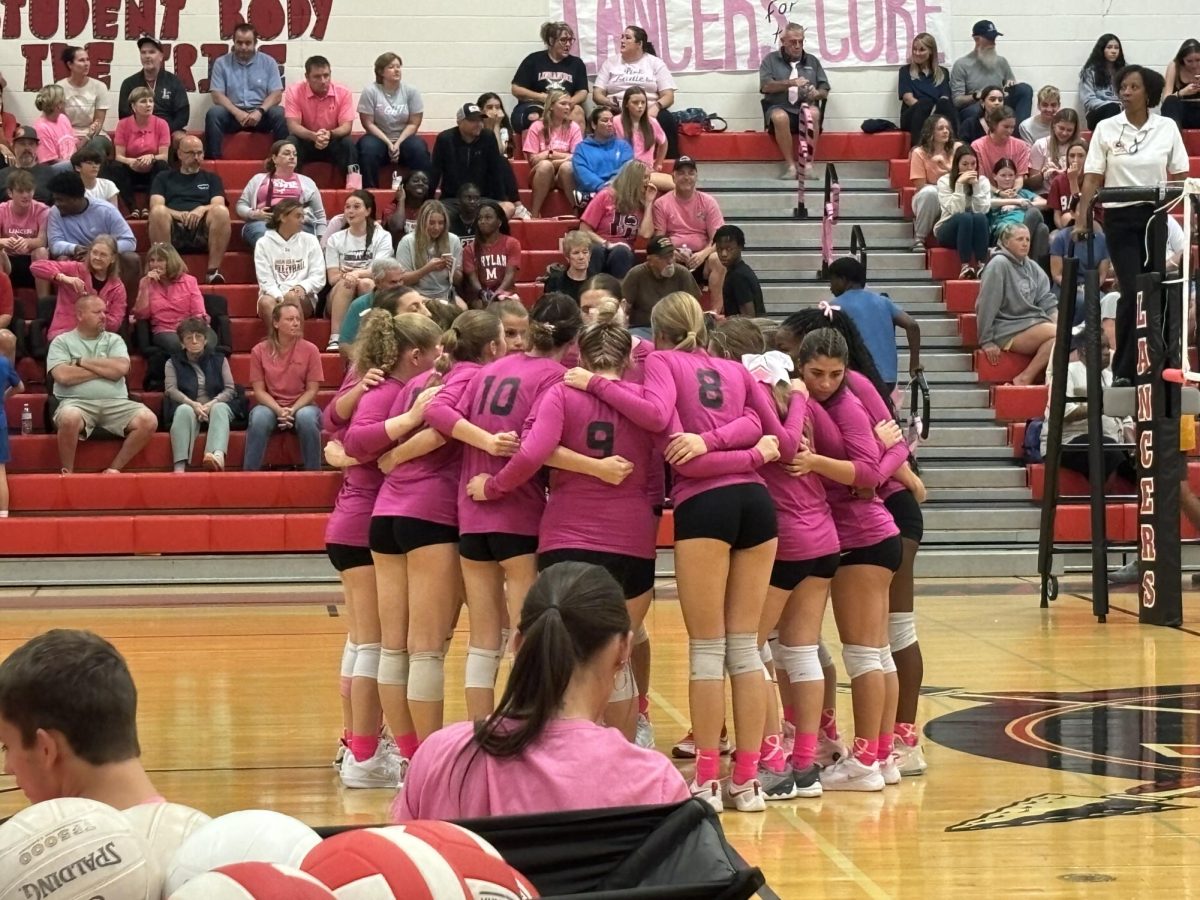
[843, 369, 907, 500]
[753, 383, 840, 562]
[812, 385, 904, 550]
[321, 366, 362, 439]
[373, 362, 481, 525]
[431, 353, 565, 536]
[586, 349, 770, 506]
[326, 376, 409, 547]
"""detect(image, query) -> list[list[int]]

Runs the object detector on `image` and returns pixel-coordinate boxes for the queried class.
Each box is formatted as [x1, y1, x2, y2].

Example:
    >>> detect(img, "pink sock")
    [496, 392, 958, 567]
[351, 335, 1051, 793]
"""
[895, 722, 918, 747]
[791, 732, 818, 770]
[638, 695, 650, 717]
[759, 735, 787, 774]
[396, 732, 420, 760]
[851, 736, 877, 767]
[820, 708, 839, 740]
[782, 705, 796, 725]
[695, 748, 721, 784]
[732, 749, 760, 785]
[349, 733, 379, 762]
[877, 733, 893, 764]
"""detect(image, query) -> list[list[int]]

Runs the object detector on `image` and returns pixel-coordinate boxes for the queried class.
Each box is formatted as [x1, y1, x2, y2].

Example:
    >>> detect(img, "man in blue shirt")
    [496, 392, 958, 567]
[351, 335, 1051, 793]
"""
[46, 171, 141, 304]
[1050, 228, 1111, 327]
[827, 256, 922, 392]
[204, 24, 288, 159]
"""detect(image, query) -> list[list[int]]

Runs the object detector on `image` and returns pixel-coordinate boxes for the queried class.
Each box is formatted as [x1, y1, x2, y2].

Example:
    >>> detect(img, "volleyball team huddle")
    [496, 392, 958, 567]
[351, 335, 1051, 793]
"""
[326, 285, 927, 812]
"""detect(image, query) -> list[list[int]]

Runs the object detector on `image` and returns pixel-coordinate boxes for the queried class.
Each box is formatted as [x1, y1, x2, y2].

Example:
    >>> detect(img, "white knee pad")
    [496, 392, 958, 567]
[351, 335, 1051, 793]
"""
[841, 644, 883, 680]
[817, 641, 834, 669]
[759, 642, 773, 665]
[464, 645, 502, 690]
[777, 643, 823, 684]
[689, 638, 726, 681]
[767, 631, 781, 665]
[879, 645, 897, 675]
[725, 633, 761, 677]
[407, 651, 446, 702]
[500, 628, 513, 657]
[888, 612, 918, 652]
[609, 661, 636, 703]
[634, 623, 650, 645]
[341, 640, 359, 679]
[377, 648, 409, 686]
[352, 642, 381, 680]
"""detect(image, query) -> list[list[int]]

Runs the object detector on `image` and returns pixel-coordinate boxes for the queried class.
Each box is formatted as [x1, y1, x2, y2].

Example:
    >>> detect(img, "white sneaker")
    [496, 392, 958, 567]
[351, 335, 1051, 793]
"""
[819, 756, 885, 792]
[688, 778, 723, 813]
[894, 739, 927, 776]
[635, 714, 655, 749]
[879, 753, 902, 786]
[816, 733, 847, 767]
[512, 202, 533, 220]
[339, 744, 403, 789]
[722, 777, 766, 812]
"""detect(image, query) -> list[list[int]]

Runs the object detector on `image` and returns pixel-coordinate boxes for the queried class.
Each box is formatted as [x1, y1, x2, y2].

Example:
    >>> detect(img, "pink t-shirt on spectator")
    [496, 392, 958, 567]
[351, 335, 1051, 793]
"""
[612, 116, 666, 165]
[909, 145, 957, 185]
[581, 188, 642, 246]
[249, 339, 324, 408]
[0, 200, 50, 241]
[652, 190, 724, 252]
[133, 273, 207, 335]
[113, 115, 170, 157]
[255, 174, 303, 209]
[393, 718, 689, 822]
[521, 120, 582, 156]
[34, 114, 77, 163]
[284, 81, 354, 132]
[31, 259, 126, 339]
[971, 135, 1031, 179]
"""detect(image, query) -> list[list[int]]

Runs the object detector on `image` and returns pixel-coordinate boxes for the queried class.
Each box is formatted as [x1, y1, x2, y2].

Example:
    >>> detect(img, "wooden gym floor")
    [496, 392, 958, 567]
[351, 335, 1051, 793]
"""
[3, 575, 1200, 897]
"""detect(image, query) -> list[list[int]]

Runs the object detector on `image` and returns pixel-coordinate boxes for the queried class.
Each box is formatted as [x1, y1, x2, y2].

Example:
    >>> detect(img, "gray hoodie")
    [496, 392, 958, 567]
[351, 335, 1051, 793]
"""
[976, 248, 1057, 347]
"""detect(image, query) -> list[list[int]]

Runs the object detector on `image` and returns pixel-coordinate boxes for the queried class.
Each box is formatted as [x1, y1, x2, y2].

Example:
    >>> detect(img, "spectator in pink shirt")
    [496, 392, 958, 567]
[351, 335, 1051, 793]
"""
[285, 55, 358, 178]
[613, 86, 671, 193]
[110, 87, 170, 217]
[31, 235, 126, 340]
[651, 156, 726, 303]
[131, 242, 209, 353]
[32, 85, 77, 171]
[970, 105, 1030, 191]
[522, 89, 581, 218]
[0, 168, 51, 294]
[579, 160, 656, 278]
[394, 562, 689, 821]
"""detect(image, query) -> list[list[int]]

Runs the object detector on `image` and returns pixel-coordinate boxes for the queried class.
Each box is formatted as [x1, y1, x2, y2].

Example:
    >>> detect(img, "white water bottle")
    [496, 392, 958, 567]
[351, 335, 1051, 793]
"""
[20, 403, 31, 435]
[392, 171, 403, 192]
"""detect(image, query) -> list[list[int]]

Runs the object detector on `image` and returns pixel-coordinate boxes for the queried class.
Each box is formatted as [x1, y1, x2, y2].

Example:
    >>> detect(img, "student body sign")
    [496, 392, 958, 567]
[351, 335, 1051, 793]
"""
[551, 0, 953, 74]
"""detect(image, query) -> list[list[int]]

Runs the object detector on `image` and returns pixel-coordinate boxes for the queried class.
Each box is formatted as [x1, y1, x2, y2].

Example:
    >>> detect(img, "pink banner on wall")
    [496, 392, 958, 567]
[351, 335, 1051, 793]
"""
[552, 0, 954, 74]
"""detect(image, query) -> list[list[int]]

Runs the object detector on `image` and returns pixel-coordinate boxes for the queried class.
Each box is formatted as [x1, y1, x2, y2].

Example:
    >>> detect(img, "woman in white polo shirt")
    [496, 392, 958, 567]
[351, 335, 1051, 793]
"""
[1075, 65, 1190, 385]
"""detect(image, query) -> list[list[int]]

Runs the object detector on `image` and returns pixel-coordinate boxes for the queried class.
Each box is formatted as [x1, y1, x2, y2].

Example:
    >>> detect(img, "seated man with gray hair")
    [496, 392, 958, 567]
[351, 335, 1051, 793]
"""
[758, 24, 830, 183]
[335, 258, 427, 355]
[48, 293, 157, 473]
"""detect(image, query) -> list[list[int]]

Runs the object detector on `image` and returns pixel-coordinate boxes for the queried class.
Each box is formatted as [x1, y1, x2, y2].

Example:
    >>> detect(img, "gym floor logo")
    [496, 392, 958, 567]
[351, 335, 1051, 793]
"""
[925, 684, 1200, 831]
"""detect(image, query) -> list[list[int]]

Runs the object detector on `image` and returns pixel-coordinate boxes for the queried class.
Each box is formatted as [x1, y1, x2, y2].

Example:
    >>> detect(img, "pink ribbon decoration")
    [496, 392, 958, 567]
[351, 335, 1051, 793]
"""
[817, 300, 841, 320]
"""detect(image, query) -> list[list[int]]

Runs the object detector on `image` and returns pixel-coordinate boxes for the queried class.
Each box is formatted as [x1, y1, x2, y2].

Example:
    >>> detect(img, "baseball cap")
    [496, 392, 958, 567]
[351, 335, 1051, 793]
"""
[12, 126, 38, 143]
[457, 103, 483, 122]
[136, 35, 164, 51]
[647, 234, 675, 256]
[674, 155, 698, 171]
[971, 20, 1001, 39]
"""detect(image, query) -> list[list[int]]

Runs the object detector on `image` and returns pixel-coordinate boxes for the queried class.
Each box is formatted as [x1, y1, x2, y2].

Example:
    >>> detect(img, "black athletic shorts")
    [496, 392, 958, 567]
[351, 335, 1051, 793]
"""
[884, 489, 924, 543]
[8, 254, 32, 289]
[672, 482, 777, 549]
[459, 532, 539, 563]
[369, 516, 459, 555]
[538, 548, 656, 600]
[326, 542, 374, 572]
[769, 551, 841, 591]
[840, 535, 903, 572]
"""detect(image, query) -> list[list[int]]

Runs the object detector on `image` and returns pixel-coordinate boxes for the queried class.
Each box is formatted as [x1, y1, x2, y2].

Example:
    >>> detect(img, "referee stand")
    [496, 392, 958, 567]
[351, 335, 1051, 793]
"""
[1038, 186, 1190, 626]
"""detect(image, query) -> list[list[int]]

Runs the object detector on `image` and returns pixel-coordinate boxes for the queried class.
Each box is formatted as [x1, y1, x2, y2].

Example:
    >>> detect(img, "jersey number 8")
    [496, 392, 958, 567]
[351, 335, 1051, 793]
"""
[696, 369, 724, 409]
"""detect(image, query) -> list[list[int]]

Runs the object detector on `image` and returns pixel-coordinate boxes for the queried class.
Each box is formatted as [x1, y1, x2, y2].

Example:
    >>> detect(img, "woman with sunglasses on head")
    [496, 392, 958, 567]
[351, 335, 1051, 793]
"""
[1075, 65, 1189, 386]
[509, 21, 589, 132]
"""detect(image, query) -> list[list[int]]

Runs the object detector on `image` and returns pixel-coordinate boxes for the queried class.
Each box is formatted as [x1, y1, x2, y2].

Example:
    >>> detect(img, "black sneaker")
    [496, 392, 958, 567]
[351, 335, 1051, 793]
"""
[206, 270, 225, 285]
[793, 762, 823, 798]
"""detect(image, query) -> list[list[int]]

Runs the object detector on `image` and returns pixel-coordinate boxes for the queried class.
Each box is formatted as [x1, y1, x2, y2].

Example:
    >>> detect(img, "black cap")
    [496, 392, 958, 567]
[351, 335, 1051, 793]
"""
[971, 20, 1001, 39]
[12, 126, 38, 143]
[674, 155, 697, 171]
[647, 234, 675, 256]
[457, 103, 483, 122]
[136, 35, 163, 51]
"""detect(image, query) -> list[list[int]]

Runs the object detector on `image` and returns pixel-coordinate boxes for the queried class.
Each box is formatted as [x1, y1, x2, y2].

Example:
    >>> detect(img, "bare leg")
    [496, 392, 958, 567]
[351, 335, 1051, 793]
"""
[1008, 322, 1059, 385]
[769, 109, 795, 171]
[344, 565, 383, 743]
[108, 410, 157, 471]
[372, 551, 416, 742]
[529, 160, 554, 219]
[725, 540, 776, 758]
[56, 408, 83, 472]
[205, 205, 232, 272]
[405, 541, 460, 740]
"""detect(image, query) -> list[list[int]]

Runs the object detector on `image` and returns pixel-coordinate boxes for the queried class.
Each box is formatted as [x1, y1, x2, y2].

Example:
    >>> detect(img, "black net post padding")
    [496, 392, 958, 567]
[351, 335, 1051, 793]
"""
[1037, 256, 1081, 607]
[1136, 212, 1184, 626]
[816, 163, 839, 279]
[1081, 265, 1110, 620]
[849, 223, 868, 282]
